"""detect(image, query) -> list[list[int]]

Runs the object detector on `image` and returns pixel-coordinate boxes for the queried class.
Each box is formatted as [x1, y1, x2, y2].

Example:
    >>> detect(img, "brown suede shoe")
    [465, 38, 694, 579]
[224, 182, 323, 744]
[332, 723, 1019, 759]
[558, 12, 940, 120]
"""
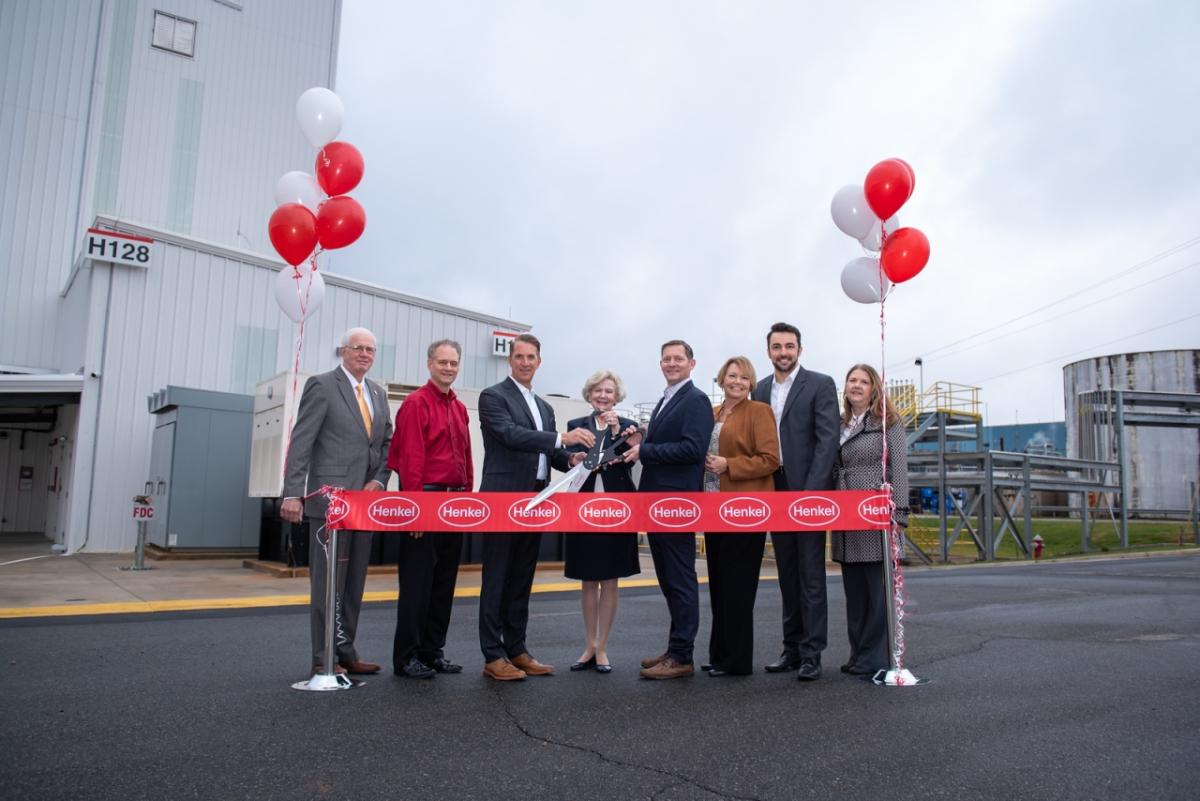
[339, 660, 381, 675]
[312, 663, 348, 675]
[511, 653, 555, 676]
[639, 656, 694, 680]
[483, 658, 526, 681]
[640, 652, 668, 669]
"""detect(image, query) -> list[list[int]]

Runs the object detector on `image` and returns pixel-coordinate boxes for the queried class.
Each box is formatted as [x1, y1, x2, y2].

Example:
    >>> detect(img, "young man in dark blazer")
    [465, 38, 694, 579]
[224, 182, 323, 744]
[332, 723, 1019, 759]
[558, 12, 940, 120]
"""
[752, 322, 840, 681]
[624, 339, 716, 679]
[476, 333, 594, 680]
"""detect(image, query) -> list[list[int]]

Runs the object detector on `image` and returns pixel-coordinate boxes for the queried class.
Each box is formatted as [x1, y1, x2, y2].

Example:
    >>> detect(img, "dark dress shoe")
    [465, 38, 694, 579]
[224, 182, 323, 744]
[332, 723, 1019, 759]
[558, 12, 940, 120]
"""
[848, 664, 880, 676]
[427, 657, 462, 674]
[840, 662, 855, 674]
[700, 663, 715, 672]
[765, 654, 800, 673]
[595, 663, 612, 674]
[708, 667, 728, 677]
[339, 660, 381, 675]
[570, 656, 597, 672]
[395, 657, 435, 679]
[796, 657, 822, 681]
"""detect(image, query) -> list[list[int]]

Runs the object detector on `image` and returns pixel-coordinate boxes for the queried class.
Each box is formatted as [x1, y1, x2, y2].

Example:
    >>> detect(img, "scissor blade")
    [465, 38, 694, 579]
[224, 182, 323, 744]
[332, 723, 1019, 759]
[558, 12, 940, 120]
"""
[524, 463, 586, 511]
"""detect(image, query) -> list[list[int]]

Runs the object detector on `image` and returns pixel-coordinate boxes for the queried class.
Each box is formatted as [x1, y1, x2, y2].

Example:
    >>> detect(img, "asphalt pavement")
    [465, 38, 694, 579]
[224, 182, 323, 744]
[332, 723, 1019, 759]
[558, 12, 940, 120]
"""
[2, 553, 1197, 801]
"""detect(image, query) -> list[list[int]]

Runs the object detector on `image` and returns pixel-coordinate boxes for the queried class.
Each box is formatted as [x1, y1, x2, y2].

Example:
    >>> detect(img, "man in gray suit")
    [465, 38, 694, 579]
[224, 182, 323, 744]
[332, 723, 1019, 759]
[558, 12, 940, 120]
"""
[282, 327, 393, 677]
[752, 322, 840, 681]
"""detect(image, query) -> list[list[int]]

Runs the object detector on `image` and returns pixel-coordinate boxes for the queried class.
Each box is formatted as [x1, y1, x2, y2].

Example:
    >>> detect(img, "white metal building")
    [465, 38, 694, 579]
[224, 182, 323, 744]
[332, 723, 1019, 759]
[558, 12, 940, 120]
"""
[0, 0, 530, 551]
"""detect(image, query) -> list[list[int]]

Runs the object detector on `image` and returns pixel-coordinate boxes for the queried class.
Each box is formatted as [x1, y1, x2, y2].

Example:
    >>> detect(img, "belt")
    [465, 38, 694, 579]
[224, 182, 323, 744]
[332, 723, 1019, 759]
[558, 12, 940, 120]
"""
[423, 484, 467, 492]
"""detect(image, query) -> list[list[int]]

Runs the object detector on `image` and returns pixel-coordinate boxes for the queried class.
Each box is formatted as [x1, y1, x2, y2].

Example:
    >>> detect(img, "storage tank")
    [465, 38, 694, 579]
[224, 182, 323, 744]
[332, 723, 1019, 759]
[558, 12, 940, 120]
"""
[1064, 349, 1200, 513]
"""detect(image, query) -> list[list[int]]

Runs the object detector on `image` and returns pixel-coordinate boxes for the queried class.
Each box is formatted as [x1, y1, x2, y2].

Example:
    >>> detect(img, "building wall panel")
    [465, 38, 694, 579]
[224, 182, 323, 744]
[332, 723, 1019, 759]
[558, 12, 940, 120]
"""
[76, 225, 525, 550]
[0, 0, 103, 370]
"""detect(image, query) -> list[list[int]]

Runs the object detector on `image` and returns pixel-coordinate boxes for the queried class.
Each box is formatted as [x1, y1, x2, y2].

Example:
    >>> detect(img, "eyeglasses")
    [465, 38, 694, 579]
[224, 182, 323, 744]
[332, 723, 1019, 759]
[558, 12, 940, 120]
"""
[346, 345, 376, 354]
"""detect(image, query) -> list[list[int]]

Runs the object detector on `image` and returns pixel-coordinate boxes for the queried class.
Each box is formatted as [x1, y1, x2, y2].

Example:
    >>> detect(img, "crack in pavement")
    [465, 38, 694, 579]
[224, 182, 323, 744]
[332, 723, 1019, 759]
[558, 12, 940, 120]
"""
[487, 683, 766, 801]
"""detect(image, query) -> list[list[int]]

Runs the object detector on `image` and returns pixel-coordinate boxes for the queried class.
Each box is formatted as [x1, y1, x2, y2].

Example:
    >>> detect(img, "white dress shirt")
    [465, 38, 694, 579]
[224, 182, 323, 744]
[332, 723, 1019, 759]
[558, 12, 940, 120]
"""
[341, 364, 375, 418]
[770, 370, 796, 459]
[509, 376, 561, 480]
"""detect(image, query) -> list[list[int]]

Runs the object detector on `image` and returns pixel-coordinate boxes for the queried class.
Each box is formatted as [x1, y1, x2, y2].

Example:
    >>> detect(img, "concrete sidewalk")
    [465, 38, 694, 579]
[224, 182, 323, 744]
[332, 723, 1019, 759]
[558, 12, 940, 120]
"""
[0, 534, 783, 618]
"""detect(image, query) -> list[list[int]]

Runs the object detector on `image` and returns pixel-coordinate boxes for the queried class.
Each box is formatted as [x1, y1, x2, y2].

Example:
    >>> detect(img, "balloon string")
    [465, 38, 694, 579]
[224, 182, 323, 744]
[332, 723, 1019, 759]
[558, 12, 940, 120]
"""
[279, 258, 316, 486]
[878, 255, 908, 675]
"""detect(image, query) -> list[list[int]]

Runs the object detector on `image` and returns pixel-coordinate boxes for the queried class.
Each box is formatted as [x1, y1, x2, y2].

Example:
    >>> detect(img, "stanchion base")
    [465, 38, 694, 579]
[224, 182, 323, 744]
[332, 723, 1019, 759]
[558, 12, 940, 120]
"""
[291, 672, 363, 692]
[871, 668, 929, 686]
[119, 566, 153, 571]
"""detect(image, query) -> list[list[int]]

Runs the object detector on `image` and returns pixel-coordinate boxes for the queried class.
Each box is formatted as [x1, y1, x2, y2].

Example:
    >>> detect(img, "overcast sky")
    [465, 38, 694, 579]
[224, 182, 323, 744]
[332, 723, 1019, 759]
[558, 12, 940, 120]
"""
[326, 0, 1200, 425]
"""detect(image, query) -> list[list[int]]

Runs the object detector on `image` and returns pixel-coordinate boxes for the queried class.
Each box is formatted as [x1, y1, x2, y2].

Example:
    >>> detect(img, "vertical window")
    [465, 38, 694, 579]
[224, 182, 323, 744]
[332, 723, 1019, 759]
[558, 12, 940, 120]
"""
[152, 11, 196, 58]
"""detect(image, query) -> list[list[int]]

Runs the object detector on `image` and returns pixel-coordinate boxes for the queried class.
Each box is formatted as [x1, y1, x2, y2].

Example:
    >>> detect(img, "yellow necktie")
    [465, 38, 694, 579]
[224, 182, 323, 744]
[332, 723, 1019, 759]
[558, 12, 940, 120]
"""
[356, 383, 373, 437]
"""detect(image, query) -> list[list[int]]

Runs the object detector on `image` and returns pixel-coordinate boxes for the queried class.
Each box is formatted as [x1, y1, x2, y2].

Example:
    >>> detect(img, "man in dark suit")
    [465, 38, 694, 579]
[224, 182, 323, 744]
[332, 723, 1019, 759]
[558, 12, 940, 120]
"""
[476, 333, 594, 680]
[752, 322, 839, 681]
[282, 327, 393, 677]
[624, 339, 715, 680]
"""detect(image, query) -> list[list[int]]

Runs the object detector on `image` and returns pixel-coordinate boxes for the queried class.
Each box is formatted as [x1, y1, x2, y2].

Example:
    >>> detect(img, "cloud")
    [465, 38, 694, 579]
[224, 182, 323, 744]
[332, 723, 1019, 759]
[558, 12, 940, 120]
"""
[331, 0, 1200, 422]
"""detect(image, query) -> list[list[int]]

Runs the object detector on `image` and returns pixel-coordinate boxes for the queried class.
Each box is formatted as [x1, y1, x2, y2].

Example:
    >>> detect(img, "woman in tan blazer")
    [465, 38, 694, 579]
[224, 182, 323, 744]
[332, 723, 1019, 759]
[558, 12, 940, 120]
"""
[701, 356, 780, 676]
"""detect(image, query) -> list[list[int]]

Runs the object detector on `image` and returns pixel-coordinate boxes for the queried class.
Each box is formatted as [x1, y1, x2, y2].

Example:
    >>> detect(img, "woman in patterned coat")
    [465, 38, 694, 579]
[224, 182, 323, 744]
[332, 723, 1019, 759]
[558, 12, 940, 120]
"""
[832, 363, 908, 676]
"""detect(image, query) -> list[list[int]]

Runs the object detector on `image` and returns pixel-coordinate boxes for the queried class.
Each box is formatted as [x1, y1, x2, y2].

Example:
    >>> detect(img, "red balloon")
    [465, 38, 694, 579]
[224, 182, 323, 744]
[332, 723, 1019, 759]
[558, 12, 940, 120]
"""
[315, 141, 364, 196]
[268, 203, 317, 266]
[863, 158, 914, 220]
[880, 227, 930, 283]
[893, 158, 916, 190]
[316, 195, 366, 250]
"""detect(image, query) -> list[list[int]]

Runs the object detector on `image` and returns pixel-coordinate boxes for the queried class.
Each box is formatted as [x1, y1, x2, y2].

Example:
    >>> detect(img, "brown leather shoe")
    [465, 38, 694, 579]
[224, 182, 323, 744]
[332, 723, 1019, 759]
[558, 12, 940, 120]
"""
[640, 652, 669, 669]
[511, 653, 555, 676]
[339, 660, 381, 675]
[483, 658, 526, 681]
[639, 656, 694, 680]
[312, 663, 348, 675]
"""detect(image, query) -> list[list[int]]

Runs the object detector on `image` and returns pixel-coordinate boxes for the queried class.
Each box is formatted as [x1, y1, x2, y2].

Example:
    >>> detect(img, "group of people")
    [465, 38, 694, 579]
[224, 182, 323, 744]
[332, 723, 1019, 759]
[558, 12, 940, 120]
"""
[281, 322, 908, 684]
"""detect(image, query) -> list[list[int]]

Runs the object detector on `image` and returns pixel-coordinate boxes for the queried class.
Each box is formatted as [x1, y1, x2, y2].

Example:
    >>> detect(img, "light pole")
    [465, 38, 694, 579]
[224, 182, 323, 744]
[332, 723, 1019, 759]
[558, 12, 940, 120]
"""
[914, 357, 924, 396]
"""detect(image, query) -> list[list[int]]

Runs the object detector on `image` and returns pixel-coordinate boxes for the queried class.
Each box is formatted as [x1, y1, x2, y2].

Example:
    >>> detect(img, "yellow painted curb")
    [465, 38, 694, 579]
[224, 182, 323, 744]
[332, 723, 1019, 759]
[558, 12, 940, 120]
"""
[0, 576, 702, 620]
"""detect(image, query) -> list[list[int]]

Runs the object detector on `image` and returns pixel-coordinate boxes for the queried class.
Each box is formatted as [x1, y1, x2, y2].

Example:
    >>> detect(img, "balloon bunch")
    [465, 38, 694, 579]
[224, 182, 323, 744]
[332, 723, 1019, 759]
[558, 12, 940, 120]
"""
[268, 87, 368, 323]
[831, 158, 930, 303]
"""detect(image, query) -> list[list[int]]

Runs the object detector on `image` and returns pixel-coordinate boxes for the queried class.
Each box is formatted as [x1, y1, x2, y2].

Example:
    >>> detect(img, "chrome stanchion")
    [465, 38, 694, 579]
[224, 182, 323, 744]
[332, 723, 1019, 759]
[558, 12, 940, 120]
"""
[873, 525, 928, 687]
[292, 524, 360, 692]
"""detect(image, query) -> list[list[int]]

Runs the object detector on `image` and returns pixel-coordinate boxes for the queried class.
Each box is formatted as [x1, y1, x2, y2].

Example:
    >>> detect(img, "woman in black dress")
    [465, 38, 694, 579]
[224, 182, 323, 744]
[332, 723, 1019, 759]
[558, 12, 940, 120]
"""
[564, 369, 640, 674]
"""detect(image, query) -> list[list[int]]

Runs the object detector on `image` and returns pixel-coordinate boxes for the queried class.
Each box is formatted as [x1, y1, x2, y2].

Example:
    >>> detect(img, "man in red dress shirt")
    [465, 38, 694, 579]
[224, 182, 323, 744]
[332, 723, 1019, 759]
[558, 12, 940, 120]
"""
[387, 339, 474, 679]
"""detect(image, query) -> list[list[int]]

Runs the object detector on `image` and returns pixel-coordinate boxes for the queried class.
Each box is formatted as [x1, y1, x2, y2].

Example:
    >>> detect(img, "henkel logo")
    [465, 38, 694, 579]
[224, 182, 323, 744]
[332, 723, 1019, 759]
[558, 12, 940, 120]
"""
[857, 494, 892, 525]
[367, 496, 420, 528]
[508, 499, 562, 528]
[788, 495, 840, 527]
[326, 497, 350, 527]
[438, 496, 491, 528]
[578, 497, 632, 529]
[718, 496, 771, 528]
[648, 497, 701, 529]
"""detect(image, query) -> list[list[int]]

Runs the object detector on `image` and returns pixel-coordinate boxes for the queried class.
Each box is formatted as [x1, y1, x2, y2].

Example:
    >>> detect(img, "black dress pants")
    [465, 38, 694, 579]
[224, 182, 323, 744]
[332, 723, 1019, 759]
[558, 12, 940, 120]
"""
[392, 531, 463, 669]
[841, 560, 888, 671]
[772, 473, 828, 659]
[705, 532, 766, 674]
[478, 532, 541, 662]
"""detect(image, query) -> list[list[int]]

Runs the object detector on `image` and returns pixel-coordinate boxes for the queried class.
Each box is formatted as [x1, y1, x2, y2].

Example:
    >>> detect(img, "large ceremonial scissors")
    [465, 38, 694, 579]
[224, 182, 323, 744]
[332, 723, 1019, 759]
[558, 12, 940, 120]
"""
[524, 430, 631, 511]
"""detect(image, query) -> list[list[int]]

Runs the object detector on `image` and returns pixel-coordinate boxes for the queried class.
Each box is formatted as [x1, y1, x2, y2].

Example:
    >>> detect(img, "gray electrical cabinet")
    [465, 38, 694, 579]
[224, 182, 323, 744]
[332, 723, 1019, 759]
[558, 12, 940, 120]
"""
[146, 386, 260, 549]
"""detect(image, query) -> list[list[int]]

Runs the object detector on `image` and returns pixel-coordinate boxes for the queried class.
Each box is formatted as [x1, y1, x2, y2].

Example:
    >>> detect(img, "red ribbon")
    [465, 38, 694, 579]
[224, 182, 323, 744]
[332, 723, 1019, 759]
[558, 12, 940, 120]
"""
[322, 489, 890, 533]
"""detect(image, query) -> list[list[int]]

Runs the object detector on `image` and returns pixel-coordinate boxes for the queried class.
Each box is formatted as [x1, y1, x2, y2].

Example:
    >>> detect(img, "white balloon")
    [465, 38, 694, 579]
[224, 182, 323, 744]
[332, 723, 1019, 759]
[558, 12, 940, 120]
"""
[858, 213, 901, 252]
[830, 184, 876, 240]
[274, 264, 326, 323]
[273, 171, 323, 213]
[295, 87, 344, 149]
[840, 256, 892, 304]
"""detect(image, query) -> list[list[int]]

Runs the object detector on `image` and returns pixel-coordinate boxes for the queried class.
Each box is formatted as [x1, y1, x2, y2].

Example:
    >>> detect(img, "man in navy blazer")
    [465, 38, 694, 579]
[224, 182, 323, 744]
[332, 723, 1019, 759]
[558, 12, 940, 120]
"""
[752, 322, 840, 681]
[476, 333, 594, 680]
[624, 339, 715, 679]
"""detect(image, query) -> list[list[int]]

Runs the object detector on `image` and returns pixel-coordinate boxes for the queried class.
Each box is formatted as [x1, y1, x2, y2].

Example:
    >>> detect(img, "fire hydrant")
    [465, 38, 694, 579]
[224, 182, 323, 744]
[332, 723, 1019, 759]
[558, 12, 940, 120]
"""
[1033, 534, 1045, 560]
